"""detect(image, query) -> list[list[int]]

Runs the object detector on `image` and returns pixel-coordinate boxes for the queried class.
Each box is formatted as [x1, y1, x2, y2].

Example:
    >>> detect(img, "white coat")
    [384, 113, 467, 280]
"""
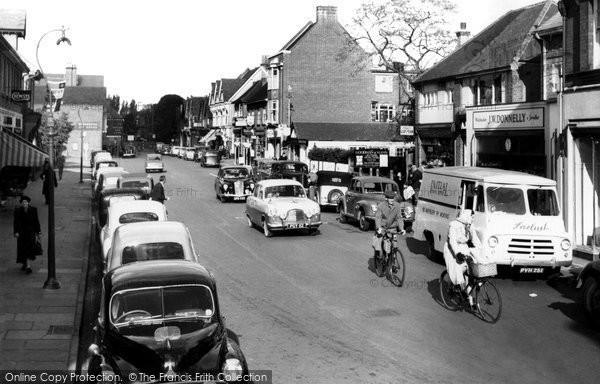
[443, 217, 483, 287]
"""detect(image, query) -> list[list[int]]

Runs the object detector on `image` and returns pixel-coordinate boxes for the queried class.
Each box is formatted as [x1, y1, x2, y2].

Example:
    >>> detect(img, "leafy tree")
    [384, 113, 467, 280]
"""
[108, 94, 120, 112]
[153, 94, 184, 143]
[308, 147, 352, 163]
[39, 112, 74, 162]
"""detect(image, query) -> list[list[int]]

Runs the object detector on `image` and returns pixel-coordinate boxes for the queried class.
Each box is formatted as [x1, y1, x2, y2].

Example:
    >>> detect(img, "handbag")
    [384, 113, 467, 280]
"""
[33, 234, 43, 256]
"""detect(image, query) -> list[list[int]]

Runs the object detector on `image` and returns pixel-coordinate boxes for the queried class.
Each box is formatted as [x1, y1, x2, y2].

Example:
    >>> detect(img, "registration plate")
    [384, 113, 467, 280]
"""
[233, 196, 245, 200]
[286, 223, 306, 229]
[519, 267, 545, 274]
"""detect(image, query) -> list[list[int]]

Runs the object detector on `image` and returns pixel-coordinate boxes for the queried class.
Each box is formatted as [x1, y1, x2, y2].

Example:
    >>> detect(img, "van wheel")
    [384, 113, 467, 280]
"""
[358, 210, 370, 231]
[425, 233, 437, 259]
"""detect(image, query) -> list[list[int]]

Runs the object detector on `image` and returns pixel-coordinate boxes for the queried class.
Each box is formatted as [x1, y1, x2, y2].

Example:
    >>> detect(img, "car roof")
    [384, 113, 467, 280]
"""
[119, 173, 151, 179]
[98, 168, 127, 177]
[424, 166, 556, 186]
[100, 187, 146, 197]
[351, 176, 397, 183]
[220, 165, 250, 171]
[112, 221, 190, 243]
[257, 179, 304, 188]
[108, 200, 166, 218]
[105, 260, 213, 293]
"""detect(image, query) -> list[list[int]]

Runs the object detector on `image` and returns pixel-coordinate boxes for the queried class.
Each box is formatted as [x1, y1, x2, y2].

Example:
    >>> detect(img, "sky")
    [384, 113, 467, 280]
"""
[3, 0, 545, 106]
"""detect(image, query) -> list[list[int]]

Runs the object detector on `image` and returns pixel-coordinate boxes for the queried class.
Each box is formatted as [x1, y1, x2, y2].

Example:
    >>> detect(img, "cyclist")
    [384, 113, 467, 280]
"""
[372, 190, 404, 261]
[443, 209, 483, 308]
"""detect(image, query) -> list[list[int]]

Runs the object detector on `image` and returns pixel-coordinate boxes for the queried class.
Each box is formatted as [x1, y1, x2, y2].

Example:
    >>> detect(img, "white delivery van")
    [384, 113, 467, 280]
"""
[413, 167, 572, 274]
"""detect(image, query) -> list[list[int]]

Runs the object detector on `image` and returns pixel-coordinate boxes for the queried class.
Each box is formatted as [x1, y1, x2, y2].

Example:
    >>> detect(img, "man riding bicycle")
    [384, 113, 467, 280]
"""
[372, 190, 405, 260]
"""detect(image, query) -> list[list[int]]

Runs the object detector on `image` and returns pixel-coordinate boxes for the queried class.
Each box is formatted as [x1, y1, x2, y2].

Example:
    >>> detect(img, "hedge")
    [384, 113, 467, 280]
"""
[308, 147, 352, 163]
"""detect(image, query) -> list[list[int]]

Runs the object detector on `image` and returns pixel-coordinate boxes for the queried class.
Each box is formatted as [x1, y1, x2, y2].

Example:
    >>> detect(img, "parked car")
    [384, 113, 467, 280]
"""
[245, 179, 321, 237]
[577, 260, 600, 328]
[159, 144, 171, 155]
[200, 149, 221, 167]
[97, 187, 147, 228]
[92, 160, 118, 180]
[214, 166, 255, 202]
[170, 146, 183, 157]
[194, 146, 209, 162]
[252, 158, 278, 181]
[122, 145, 136, 158]
[184, 147, 196, 161]
[93, 167, 128, 200]
[105, 221, 197, 273]
[116, 173, 154, 199]
[338, 176, 400, 231]
[100, 200, 167, 262]
[145, 153, 164, 173]
[270, 161, 311, 187]
[312, 170, 353, 208]
[90, 150, 111, 168]
[83, 260, 249, 380]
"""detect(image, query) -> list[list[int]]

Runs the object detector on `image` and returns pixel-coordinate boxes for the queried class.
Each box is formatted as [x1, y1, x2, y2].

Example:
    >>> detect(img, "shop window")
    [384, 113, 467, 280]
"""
[478, 80, 493, 105]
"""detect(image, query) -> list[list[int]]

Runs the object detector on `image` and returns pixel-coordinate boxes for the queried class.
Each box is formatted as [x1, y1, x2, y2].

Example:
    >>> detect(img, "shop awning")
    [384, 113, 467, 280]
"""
[0, 128, 49, 168]
[199, 129, 218, 143]
[416, 124, 453, 138]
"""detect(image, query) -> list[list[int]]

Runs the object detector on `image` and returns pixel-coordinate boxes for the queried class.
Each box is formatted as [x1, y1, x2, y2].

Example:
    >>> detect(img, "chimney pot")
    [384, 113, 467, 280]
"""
[460, 22, 467, 30]
[316, 6, 338, 23]
[455, 23, 471, 48]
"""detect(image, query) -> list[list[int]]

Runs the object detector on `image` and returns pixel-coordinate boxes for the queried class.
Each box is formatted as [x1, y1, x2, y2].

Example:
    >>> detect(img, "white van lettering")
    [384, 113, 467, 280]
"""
[421, 206, 450, 219]
[430, 180, 449, 197]
[513, 222, 550, 231]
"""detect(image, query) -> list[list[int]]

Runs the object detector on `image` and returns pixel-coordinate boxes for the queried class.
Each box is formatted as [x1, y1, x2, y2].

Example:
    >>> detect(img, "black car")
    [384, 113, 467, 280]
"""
[83, 260, 249, 380]
[270, 161, 310, 187]
[214, 166, 254, 202]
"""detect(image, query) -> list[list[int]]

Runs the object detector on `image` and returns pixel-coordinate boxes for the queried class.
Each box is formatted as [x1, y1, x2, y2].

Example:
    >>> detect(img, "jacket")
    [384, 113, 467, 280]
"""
[151, 182, 166, 203]
[374, 200, 403, 230]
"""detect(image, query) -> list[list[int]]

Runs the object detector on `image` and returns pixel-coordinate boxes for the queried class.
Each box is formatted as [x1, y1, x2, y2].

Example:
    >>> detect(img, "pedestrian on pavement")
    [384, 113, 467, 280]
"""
[57, 155, 65, 180]
[40, 160, 58, 205]
[13, 195, 41, 275]
[151, 175, 169, 204]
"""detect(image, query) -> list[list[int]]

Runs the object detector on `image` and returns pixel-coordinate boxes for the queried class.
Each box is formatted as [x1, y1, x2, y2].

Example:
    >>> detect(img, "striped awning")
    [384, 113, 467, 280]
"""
[0, 128, 49, 168]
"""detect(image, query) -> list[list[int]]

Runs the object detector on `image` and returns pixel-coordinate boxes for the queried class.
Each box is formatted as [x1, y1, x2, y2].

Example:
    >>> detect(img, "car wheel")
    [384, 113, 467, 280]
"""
[247, 215, 254, 228]
[338, 204, 347, 223]
[327, 189, 343, 205]
[582, 276, 600, 328]
[358, 210, 370, 231]
[263, 220, 273, 238]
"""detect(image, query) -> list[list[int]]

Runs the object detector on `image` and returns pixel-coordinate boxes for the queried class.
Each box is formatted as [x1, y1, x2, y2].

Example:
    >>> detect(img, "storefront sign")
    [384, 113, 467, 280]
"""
[473, 107, 544, 129]
[266, 129, 274, 138]
[11, 90, 31, 102]
[400, 125, 414, 135]
[355, 148, 389, 168]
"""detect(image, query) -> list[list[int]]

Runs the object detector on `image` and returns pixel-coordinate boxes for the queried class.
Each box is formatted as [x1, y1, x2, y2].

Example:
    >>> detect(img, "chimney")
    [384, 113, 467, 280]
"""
[456, 22, 471, 47]
[316, 6, 337, 23]
[65, 65, 77, 86]
[261, 55, 269, 66]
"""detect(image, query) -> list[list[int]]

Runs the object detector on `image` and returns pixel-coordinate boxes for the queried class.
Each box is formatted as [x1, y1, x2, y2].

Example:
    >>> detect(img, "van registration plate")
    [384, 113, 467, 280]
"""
[519, 267, 544, 274]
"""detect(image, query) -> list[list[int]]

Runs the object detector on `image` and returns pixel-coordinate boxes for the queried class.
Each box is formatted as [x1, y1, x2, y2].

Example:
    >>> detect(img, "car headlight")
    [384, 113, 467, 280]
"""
[370, 204, 378, 213]
[223, 184, 229, 191]
[560, 238, 571, 251]
[487, 236, 498, 248]
[249, 182, 255, 190]
[222, 358, 243, 381]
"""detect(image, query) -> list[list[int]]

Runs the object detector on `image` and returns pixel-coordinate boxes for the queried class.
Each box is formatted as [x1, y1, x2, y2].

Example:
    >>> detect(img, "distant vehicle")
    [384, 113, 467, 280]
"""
[155, 142, 165, 152]
[245, 179, 321, 237]
[122, 145, 136, 158]
[90, 150, 111, 168]
[170, 146, 183, 157]
[92, 159, 118, 180]
[145, 153, 164, 173]
[158, 145, 171, 155]
[214, 166, 255, 202]
[200, 149, 220, 167]
[193, 146, 209, 162]
[100, 200, 167, 262]
[270, 161, 311, 187]
[252, 158, 278, 181]
[106, 221, 198, 273]
[338, 176, 400, 231]
[83, 260, 249, 380]
[116, 173, 154, 199]
[312, 170, 353, 208]
[178, 147, 192, 159]
[184, 147, 196, 161]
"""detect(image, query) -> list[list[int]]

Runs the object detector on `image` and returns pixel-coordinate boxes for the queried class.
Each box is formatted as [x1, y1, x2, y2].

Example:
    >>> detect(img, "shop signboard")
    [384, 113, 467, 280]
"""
[400, 125, 414, 135]
[266, 129, 275, 138]
[473, 107, 544, 129]
[355, 148, 389, 168]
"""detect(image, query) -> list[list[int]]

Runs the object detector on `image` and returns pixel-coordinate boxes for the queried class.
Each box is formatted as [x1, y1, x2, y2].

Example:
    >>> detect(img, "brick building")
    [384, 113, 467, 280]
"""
[183, 96, 211, 146]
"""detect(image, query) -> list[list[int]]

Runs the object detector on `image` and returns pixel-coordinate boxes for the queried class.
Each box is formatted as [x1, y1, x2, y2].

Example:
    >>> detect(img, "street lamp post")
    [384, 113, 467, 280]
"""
[36, 26, 71, 290]
[77, 109, 84, 183]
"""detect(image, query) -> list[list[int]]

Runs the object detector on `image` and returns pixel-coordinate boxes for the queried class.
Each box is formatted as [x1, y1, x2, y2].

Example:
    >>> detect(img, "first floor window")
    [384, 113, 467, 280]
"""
[371, 102, 396, 122]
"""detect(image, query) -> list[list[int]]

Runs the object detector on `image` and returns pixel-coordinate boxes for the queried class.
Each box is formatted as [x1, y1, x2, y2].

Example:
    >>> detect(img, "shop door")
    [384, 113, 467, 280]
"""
[575, 135, 600, 248]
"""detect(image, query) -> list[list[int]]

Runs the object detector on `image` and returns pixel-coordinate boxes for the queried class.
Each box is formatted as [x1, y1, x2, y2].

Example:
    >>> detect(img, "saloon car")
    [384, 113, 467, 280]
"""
[83, 260, 248, 380]
[312, 170, 353, 208]
[200, 150, 221, 167]
[105, 221, 198, 273]
[92, 160, 118, 180]
[116, 173, 154, 199]
[338, 176, 400, 231]
[245, 179, 321, 237]
[100, 200, 168, 262]
[93, 167, 128, 201]
[122, 145, 136, 158]
[97, 187, 147, 228]
[214, 166, 255, 202]
[145, 153, 164, 173]
[578, 260, 600, 328]
[270, 161, 310, 187]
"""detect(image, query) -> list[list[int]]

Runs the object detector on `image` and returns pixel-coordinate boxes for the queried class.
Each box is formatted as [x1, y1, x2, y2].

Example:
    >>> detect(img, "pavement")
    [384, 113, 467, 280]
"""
[0, 162, 92, 371]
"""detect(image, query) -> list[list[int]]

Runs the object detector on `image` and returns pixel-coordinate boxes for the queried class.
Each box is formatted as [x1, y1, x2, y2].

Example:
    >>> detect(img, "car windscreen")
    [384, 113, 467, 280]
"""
[98, 162, 117, 169]
[147, 155, 161, 161]
[362, 182, 398, 194]
[119, 212, 159, 224]
[486, 186, 526, 215]
[264, 185, 306, 198]
[527, 188, 559, 216]
[105, 177, 119, 188]
[281, 163, 308, 173]
[122, 180, 150, 189]
[107, 195, 137, 206]
[110, 285, 215, 333]
[223, 168, 249, 179]
[121, 242, 185, 265]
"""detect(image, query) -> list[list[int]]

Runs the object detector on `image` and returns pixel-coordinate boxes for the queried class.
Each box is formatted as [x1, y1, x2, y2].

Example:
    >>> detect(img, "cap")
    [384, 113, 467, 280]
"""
[384, 190, 396, 199]
[159, 175, 166, 182]
[20, 195, 31, 203]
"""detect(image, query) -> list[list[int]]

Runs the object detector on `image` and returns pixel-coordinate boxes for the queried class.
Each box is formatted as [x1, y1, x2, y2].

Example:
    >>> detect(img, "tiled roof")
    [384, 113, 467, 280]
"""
[279, 22, 314, 52]
[239, 81, 267, 104]
[536, 11, 561, 33]
[106, 104, 122, 120]
[62, 86, 107, 105]
[220, 78, 246, 101]
[413, 1, 555, 84]
[294, 122, 401, 141]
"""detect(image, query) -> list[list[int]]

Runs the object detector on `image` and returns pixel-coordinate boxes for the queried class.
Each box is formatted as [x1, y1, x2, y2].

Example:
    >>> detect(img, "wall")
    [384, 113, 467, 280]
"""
[61, 104, 103, 163]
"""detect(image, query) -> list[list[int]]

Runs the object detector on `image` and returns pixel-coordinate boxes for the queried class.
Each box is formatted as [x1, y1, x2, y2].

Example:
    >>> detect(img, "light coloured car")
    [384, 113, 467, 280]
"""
[93, 167, 128, 200]
[184, 147, 196, 161]
[145, 153, 164, 173]
[245, 179, 321, 237]
[100, 200, 168, 262]
[106, 221, 199, 273]
[92, 159, 118, 180]
[117, 173, 154, 198]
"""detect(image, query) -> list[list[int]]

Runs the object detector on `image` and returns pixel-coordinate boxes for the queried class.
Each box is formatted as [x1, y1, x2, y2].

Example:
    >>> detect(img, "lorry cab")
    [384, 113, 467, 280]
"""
[413, 167, 572, 272]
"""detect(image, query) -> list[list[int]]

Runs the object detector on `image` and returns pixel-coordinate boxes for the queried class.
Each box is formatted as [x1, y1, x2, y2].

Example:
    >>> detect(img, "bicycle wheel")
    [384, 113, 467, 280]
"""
[439, 270, 461, 311]
[374, 252, 385, 278]
[475, 280, 502, 323]
[388, 249, 406, 287]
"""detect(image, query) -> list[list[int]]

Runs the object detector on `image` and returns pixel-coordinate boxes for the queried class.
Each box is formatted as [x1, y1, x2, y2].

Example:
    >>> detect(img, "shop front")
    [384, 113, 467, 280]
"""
[415, 124, 454, 166]
[466, 103, 548, 177]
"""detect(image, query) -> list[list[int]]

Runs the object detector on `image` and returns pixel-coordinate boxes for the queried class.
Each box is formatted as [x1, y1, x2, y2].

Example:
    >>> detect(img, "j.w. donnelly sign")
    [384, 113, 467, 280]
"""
[473, 107, 544, 129]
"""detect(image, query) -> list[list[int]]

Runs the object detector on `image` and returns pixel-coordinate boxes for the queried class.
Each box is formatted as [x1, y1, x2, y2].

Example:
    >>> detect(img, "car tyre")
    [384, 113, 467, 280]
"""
[327, 189, 343, 206]
[582, 276, 600, 328]
[358, 210, 370, 231]
[338, 204, 347, 223]
[263, 220, 273, 238]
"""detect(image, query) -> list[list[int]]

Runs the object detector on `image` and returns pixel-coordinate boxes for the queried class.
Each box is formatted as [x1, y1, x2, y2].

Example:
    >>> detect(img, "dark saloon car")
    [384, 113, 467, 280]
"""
[578, 260, 600, 328]
[312, 170, 353, 208]
[270, 161, 310, 187]
[83, 260, 249, 380]
[214, 166, 255, 202]
[116, 173, 154, 199]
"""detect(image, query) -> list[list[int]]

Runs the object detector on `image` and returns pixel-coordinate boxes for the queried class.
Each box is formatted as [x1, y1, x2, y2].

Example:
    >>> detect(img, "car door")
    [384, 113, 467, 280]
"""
[215, 169, 223, 196]
[345, 180, 360, 216]
[246, 185, 261, 224]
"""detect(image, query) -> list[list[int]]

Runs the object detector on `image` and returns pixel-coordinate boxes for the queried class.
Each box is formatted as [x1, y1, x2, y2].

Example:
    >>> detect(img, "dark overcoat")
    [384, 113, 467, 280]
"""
[14, 206, 41, 263]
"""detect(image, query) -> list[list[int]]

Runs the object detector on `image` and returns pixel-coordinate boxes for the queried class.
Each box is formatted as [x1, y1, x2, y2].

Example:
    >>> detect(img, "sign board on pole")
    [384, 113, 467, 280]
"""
[127, 135, 135, 141]
[355, 148, 389, 168]
[400, 125, 414, 135]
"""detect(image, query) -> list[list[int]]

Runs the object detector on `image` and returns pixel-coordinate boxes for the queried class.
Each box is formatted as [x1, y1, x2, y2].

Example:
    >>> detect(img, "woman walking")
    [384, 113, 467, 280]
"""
[13, 195, 41, 274]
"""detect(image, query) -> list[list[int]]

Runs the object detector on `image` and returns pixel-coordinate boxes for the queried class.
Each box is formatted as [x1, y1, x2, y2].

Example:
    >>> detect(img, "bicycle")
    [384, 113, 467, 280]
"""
[374, 229, 406, 287]
[439, 260, 502, 323]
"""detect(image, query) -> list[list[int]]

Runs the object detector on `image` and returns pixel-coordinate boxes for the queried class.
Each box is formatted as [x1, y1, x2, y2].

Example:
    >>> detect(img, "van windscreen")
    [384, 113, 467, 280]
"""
[486, 187, 526, 215]
[527, 189, 559, 216]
